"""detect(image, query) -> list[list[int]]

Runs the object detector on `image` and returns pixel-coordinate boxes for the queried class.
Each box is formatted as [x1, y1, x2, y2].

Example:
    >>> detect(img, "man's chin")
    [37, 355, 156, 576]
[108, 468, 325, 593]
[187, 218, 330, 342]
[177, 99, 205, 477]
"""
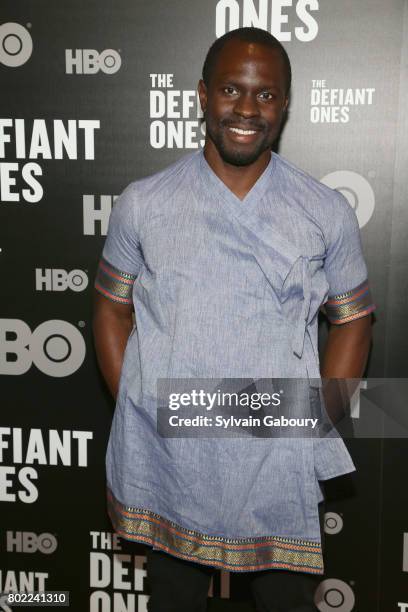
[218, 147, 264, 167]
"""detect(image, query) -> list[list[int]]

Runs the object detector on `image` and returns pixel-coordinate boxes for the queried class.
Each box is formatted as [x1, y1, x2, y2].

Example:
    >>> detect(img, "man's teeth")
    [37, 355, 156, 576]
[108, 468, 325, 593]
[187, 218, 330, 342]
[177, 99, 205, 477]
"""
[228, 127, 257, 135]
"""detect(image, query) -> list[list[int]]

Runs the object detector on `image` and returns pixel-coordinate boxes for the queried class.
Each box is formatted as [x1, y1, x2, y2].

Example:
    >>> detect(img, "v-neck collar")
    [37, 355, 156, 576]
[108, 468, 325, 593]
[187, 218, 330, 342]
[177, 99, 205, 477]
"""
[197, 149, 275, 218]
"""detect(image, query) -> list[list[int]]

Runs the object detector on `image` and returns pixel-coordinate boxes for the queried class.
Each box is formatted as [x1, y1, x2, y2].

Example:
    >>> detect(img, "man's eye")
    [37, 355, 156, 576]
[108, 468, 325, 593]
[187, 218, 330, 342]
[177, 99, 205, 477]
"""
[258, 92, 275, 101]
[223, 86, 238, 95]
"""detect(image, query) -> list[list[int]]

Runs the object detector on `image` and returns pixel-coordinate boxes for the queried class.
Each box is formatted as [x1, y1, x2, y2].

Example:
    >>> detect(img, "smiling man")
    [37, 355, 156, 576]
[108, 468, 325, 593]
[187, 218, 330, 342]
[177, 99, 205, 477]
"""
[93, 27, 375, 612]
[199, 35, 289, 183]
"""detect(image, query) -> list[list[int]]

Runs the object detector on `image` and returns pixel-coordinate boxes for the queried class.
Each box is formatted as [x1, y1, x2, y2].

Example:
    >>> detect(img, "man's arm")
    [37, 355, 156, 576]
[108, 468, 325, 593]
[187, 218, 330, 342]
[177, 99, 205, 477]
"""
[92, 290, 134, 399]
[320, 314, 373, 378]
[320, 314, 373, 425]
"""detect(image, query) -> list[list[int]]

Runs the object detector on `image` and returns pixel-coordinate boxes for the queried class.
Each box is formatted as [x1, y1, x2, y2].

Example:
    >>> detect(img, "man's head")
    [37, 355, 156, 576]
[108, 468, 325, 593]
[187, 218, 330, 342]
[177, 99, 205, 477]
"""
[198, 27, 291, 167]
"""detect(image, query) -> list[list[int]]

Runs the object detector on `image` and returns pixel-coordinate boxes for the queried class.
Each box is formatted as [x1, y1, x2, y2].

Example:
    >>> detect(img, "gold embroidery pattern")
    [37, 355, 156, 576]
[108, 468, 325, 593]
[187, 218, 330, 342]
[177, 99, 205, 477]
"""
[107, 488, 323, 574]
[325, 279, 376, 324]
[94, 257, 136, 304]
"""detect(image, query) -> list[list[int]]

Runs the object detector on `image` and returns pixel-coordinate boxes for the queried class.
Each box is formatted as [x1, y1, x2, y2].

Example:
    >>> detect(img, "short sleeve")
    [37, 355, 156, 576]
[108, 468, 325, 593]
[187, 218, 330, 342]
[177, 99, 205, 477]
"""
[323, 193, 376, 324]
[94, 183, 144, 304]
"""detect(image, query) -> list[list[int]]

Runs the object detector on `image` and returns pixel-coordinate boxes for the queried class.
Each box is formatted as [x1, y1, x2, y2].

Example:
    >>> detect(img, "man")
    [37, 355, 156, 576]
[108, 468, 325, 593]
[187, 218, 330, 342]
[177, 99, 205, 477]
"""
[93, 27, 375, 612]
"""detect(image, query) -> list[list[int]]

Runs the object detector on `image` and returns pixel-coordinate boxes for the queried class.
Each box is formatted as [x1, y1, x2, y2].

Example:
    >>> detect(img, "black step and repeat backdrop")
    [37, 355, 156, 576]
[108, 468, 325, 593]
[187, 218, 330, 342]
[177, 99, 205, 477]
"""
[1, 1, 408, 611]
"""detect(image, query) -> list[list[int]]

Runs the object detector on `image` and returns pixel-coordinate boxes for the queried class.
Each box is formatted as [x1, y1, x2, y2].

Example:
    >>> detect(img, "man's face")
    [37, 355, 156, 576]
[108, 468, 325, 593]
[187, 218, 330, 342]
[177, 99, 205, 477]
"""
[198, 39, 289, 166]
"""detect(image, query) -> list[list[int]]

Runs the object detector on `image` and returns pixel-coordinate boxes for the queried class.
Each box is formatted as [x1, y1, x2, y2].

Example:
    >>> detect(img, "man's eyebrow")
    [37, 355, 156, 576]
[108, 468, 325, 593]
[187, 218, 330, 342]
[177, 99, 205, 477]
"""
[259, 83, 281, 90]
[216, 77, 281, 89]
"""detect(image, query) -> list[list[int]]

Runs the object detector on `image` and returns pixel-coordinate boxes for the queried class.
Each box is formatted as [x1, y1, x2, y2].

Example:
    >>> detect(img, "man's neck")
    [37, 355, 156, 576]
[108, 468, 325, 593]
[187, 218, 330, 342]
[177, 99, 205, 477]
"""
[203, 141, 271, 201]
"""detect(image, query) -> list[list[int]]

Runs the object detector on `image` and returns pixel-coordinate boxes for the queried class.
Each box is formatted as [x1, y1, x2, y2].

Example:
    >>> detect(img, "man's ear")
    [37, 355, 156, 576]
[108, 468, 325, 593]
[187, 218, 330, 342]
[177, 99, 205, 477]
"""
[197, 79, 208, 114]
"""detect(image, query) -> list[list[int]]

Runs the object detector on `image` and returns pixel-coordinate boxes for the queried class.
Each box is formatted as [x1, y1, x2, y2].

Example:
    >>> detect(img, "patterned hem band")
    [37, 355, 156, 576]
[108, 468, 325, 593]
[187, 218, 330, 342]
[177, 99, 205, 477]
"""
[94, 257, 136, 304]
[325, 279, 376, 324]
[107, 488, 323, 574]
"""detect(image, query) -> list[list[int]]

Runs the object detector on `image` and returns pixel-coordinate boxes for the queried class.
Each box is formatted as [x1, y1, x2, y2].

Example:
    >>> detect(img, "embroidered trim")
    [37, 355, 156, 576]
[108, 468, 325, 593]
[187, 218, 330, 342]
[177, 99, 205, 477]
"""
[325, 279, 376, 324]
[94, 257, 136, 304]
[107, 488, 323, 574]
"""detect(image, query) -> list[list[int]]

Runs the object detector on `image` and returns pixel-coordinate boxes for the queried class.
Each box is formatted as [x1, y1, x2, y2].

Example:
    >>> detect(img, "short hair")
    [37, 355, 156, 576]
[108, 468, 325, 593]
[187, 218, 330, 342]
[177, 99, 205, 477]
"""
[202, 27, 292, 94]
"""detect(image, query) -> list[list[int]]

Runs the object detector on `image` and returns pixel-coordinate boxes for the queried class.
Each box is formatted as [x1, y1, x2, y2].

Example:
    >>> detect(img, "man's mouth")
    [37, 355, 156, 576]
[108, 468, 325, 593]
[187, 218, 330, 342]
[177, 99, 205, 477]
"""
[224, 124, 263, 144]
[227, 127, 258, 136]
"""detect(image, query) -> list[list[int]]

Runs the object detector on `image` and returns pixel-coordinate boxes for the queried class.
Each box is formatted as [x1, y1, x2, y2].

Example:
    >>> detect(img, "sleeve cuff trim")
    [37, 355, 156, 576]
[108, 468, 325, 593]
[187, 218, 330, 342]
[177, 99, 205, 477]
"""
[325, 280, 376, 324]
[98, 258, 136, 283]
[94, 257, 135, 304]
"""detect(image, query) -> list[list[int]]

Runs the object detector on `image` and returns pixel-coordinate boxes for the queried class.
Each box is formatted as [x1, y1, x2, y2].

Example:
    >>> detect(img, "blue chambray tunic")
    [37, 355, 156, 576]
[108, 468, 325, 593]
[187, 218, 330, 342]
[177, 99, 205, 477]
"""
[95, 150, 375, 574]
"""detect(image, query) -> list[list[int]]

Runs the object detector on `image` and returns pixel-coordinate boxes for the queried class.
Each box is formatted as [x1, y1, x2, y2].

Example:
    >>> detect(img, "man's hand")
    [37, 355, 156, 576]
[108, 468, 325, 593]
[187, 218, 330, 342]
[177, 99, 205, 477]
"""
[92, 291, 134, 399]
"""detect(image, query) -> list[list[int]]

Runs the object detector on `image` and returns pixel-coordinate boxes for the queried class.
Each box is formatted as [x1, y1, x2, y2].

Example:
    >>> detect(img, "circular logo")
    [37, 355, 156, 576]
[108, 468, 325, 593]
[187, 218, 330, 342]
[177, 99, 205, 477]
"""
[30, 320, 86, 377]
[68, 269, 88, 292]
[324, 512, 343, 535]
[38, 533, 58, 554]
[315, 579, 355, 612]
[43, 334, 72, 362]
[320, 170, 375, 228]
[98, 49, 121, 74]
[0, 22, 33, 67]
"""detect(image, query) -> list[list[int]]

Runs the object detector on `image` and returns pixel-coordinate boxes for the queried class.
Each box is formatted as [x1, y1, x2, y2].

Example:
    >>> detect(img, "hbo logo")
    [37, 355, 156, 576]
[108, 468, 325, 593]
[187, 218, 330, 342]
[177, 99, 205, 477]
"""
[0, 319, 86, 377]
[315, 579, 355, 612]
[65, 49, 121, 74]
[7, 531, 57, 554]
[0, 22, 33, 67]
[320, 170, 375, 228]
[35, 268, 88, 292]
[324, 512, 343, 535]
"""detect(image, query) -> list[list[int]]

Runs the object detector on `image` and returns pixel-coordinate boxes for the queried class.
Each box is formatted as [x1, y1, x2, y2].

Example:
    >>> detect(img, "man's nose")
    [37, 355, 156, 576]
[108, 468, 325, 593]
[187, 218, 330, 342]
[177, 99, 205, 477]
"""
[233, 93, 260, 118]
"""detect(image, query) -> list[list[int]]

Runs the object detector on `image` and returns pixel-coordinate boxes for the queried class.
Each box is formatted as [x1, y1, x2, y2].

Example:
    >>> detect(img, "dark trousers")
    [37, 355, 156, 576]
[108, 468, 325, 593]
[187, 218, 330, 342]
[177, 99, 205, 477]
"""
[146, 503, 325, 612]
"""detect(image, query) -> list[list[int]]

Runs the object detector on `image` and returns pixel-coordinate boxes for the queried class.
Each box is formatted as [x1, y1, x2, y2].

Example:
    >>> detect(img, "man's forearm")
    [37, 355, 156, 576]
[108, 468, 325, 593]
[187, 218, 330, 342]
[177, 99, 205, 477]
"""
[92, 292, 134, 399]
